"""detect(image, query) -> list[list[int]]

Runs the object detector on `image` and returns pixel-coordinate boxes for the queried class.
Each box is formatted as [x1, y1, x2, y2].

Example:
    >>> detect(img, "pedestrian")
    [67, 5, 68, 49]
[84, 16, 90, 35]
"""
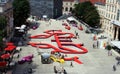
[93, 43, 95, 48]
[113, 64, 116, 71]
[70, 62, 73, 67]
[28, 68, 32, 73]
[117, 61, 120, 65]
[63, 69, 67, 74]
[108, 50, 112, 56]
[97, 40, 99, 48]
[54, 66, 58, 74]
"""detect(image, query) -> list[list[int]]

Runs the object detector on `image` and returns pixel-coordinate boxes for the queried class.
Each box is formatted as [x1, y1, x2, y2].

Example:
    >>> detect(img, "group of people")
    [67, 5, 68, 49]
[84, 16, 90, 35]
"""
[54, 66, 67, 74]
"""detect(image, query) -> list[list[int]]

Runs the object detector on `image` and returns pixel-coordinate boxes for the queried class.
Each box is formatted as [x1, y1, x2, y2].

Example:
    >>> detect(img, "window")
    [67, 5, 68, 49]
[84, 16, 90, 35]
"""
[69, 7, 72, 12]
[65, 7, 68, 11]
[66, 3, 68, 5]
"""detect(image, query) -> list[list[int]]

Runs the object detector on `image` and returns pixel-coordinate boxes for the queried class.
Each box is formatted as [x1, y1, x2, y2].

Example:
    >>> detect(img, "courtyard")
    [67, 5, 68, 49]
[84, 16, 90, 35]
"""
[12, 18, 120, 74]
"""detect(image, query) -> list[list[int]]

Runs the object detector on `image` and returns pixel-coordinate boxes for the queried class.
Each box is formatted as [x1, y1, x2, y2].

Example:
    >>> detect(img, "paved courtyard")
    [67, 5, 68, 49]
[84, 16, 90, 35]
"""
[12, 18, 120, 74]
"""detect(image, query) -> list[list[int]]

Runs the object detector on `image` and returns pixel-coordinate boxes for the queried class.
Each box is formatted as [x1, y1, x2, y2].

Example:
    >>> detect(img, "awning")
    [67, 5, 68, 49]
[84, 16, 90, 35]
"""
[43, 15, 47, 18]
[111, 20, 120, 27]
[4, 45, 16, 51]
[67, 17, 76, 21]
[0, 61, 7, 67]
[111, 41, 120, 49]
[21, 24, 26, 29]
[1, 53, 10, 59]
[41, 53, 50, 59]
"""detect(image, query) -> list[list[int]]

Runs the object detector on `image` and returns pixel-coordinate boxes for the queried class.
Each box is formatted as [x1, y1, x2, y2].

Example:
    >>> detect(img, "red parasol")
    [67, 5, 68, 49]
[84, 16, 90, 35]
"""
[4, 45, 16, 51]
[6, 42, 14, 46]
[1, 53, 11, 59]
[0, 61, 7, 67]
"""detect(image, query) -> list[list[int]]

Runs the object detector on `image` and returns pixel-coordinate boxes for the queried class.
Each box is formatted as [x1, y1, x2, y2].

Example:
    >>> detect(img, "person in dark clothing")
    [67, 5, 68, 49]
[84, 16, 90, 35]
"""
[54, 66, 58, 74]
[28, 68, 32, 73]
[70, 62, 73, 67]
[63, 69, 67, 74]
[113, 65, 116, 71]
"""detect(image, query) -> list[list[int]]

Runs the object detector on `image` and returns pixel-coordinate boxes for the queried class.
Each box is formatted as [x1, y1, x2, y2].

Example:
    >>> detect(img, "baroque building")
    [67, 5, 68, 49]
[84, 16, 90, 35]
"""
[95, 0, 120, 40]
[62, 0, 79, 14]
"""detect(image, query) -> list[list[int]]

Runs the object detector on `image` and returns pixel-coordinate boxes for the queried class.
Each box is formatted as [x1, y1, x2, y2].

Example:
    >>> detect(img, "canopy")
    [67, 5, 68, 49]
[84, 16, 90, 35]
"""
[111, 41, 120, 49]
[0, 61, 7, 67]
[67, 17, 76, 22]
[1, 53, 10, 59]
[111, 20, 120, 27]
[4, 45, 16, 51]
[43, 15, 47, 18]
[41, 53, 50, 59]
[21, 24, 26, 30]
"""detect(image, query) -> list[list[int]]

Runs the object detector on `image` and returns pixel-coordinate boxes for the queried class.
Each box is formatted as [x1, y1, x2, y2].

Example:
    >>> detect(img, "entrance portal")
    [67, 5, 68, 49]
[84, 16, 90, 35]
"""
[118, 28, 120, 40]
[114, 27, 117, 40]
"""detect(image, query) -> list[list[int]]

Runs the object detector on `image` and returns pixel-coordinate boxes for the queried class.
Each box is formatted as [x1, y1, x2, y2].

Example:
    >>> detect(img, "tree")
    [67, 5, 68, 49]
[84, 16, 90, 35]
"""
[105, 45, 112, 51]
[72, 1, 100, 28]
[0, 16, 7, 30]
[13, 0, 30, 27]
[0, 16, 7, 50]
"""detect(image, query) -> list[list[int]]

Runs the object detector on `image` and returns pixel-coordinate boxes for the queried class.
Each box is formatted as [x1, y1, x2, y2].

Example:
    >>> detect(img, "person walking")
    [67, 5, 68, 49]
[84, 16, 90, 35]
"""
[63, 69, 67, 74]
[113, 64, 116, 71]
[117, 61, 120, 65]
[70, 62, 73, 67]
[54, 66, 58, 74]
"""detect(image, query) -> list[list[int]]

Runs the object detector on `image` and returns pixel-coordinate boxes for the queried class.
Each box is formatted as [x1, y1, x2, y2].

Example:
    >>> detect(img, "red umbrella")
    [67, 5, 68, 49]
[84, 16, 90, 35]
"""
[6, 42, 14, 46]
[0, 61, 7, 67]
[1, 53, 10, 59]
[4, 45, 16, 51]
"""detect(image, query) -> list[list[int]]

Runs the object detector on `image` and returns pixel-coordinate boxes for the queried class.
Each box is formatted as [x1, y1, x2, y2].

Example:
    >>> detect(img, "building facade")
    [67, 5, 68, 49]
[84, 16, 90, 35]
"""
[29, 0, 62, 19]
[0, 0, 13, 41]
[62, 0, 79, 14]
[80, 0, 106, 4]
[95, 0, 120, 40]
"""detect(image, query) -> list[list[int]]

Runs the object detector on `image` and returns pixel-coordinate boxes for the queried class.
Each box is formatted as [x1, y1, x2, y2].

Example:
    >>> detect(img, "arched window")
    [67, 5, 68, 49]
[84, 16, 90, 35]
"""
[65, 7, 68, 11]
[69, 7, 72, 12]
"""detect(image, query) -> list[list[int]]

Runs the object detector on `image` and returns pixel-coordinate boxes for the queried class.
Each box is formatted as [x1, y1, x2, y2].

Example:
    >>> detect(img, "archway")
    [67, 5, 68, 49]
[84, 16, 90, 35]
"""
[118, 28, 120, 40]
[114, 27, 117, 40]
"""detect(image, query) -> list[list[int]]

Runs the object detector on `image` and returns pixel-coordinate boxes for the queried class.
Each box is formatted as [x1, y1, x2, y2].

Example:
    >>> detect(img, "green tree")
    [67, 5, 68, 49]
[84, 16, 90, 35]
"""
[0, 16, 7, 30]
[72, 1, 100, 27]
[105, 45, 112, 51]
[0, 16, 7, 50]
[13, 0, 30, 27]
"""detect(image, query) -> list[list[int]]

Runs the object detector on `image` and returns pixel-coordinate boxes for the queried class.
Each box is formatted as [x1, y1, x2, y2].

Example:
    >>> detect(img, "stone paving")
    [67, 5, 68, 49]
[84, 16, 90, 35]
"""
[12, 18, 120, 74]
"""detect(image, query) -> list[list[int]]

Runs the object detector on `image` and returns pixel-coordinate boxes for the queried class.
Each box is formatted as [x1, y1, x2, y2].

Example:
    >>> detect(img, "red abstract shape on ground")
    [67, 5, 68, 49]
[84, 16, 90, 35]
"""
[29, 30, 88, 64]
[62, 23, 71, 30]
[78, 25, 83, 30]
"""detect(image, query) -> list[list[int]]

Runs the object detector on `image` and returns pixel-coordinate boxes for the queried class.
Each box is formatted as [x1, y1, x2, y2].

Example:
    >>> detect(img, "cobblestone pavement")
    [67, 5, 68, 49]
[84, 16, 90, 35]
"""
[12, 18, 120, 74]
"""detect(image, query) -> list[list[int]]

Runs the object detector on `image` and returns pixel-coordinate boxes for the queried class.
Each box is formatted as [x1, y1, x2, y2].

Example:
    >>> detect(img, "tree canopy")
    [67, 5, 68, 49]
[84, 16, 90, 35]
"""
[0, 16, 7, 49]
[72, 1, 100, 27]
[0, 16, 7, 30]
[13, 0, 30, 27]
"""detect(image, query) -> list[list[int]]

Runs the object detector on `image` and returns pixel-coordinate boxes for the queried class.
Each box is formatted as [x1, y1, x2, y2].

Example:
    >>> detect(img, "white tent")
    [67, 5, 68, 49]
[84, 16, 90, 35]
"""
[43, 15, 47, 18]
[67, 17, 76, 22]
[111, 41, 120, 49]
[21, 24, 26, 30]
